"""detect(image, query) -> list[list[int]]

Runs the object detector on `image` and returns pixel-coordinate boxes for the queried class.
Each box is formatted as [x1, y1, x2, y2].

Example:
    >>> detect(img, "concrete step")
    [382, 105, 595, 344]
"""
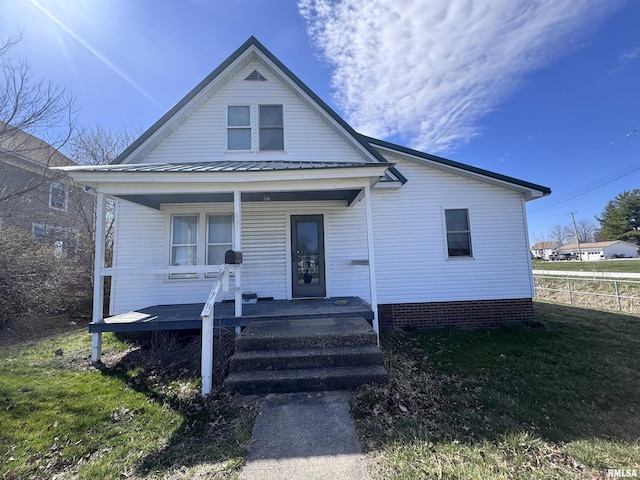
[235, 317, 377, 352]
[226, 365, 388, 395]
[229, 345, 384, 372]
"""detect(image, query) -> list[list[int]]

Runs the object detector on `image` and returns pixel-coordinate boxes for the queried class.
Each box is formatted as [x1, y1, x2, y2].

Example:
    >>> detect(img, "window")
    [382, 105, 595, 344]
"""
[169, 213, 233, 279]
[259, 105, 283, 151]
[226, 104, 284, 152]
[32, 223, 48, 239]
[206, 214, 233, 265]
[49, 182, 68, 211]
[445, 209, 472, 257]
[171, 215, 198, 266]
[227, 106, 251, 150]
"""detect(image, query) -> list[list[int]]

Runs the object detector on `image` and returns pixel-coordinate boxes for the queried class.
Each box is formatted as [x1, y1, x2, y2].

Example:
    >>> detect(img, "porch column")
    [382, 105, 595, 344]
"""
[233, 191, 242, 327]
[363, 183, 380, 344]
[91, 192, 106, 363]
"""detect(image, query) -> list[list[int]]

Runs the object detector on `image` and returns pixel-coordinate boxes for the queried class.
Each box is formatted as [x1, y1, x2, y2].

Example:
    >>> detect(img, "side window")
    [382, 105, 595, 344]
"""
[49, 182, 68, 211]
[259, 105, 284, 151]
[206, 214, 233, 265]
[227, 106, 251, 151]
[445, 209, 472, 257]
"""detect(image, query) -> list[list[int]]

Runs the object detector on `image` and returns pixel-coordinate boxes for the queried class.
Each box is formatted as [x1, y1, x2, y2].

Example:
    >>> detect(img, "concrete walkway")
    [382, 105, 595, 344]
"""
[239, 391, 369, 480]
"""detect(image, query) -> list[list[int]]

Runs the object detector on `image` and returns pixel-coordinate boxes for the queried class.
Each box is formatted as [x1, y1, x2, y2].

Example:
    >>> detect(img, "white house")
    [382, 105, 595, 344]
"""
[60, 37, 550, 365]
[559, 241, 639, 260]
[530, 241, 562, 260]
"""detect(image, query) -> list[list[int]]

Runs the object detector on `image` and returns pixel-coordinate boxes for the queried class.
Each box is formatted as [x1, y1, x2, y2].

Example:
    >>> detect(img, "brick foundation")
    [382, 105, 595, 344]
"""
[378, 298, 534, 330]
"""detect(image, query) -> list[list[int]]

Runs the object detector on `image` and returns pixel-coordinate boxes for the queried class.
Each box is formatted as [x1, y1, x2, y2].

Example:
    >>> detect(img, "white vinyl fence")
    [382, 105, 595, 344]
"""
[534, 275, 640, 314]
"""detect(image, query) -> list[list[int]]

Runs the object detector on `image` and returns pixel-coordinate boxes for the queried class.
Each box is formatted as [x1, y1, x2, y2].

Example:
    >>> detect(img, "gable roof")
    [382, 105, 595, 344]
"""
[531, 241, 560, 250]
[0, 123, 75, 169]
[363, 135, 550, 198]
[111, 37, 400, 176]
[108, 36, 549, 198]
[559, 241, 639, 251]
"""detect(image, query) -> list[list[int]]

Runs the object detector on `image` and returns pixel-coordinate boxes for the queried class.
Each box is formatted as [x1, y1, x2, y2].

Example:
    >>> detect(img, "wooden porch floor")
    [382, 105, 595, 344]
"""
[89, 297, 373, 333]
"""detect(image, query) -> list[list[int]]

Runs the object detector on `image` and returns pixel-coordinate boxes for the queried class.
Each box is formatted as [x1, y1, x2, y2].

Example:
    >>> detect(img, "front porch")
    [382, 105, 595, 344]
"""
[88, 296, 374, 333]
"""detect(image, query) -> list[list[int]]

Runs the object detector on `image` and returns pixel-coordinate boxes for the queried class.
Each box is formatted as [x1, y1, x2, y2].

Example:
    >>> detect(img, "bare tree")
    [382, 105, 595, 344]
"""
[65, 125, 136, 167]
[66, 125, 137, 269]
[549, 224, 572, 245]
[0, 33, 75, 208]
[573, 219, 596, 243]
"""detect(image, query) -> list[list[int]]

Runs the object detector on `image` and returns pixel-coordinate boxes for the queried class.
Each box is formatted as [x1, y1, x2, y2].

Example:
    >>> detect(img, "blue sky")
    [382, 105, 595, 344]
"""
[2, 0, 640, 242]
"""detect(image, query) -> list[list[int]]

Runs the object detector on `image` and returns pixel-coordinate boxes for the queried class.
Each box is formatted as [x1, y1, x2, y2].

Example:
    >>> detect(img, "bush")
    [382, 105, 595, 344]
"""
[0, 226, 91, 327]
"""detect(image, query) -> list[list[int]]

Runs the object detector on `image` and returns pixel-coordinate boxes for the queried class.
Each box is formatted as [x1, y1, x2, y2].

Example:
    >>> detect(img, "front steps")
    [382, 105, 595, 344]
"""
[226, 317, 388, 395]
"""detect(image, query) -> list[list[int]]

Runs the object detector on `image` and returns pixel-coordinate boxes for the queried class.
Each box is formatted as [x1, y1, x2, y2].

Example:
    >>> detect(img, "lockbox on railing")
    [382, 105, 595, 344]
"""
[225, 250, 243, 264]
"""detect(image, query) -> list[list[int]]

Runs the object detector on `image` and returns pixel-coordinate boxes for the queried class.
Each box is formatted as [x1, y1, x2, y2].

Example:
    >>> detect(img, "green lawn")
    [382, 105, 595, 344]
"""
[352, 302, 640, 479]
[4, 303, 640, 479]
[0, 328, 255, 479]
[532, 258, 640, 273]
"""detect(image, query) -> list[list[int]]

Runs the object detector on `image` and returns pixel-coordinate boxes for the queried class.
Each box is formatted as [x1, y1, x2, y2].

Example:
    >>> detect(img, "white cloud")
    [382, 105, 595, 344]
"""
[620, 46, 640, 63]
[298, 0, 617, 153]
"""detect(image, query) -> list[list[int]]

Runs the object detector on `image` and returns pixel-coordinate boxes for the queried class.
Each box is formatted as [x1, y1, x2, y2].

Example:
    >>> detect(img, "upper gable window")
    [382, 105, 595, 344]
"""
[227, 106, 251, 151]
[226, 104, 284, 152]
[259, 105, 284, 151]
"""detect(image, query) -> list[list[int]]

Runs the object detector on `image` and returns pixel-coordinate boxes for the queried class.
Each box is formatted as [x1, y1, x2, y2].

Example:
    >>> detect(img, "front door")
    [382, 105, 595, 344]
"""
[291, 215, 326, 297]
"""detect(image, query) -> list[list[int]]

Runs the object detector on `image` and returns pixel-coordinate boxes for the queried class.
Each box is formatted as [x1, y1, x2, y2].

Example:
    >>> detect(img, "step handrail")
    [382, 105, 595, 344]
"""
[201, 264, 230, 396]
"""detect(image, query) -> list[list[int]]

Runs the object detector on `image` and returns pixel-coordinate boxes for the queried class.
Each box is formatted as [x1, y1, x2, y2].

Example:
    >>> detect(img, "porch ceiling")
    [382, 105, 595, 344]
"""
[118, 189, 362, 209]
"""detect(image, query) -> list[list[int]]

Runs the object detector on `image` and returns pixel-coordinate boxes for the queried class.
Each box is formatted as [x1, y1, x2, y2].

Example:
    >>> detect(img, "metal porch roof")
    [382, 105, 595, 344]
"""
[65, 160, 391, 174]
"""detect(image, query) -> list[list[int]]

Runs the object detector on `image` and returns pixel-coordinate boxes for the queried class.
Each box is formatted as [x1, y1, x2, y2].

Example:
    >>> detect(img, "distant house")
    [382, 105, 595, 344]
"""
[59, 37, 551, 367]
[559, 241, 639, 261]
[0, 126, 93, 251]
[530, 241, 562, 260]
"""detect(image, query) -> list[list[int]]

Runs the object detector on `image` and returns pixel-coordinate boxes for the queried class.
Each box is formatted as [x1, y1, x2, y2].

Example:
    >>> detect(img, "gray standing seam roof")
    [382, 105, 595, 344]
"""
[72, 160, 390, 174]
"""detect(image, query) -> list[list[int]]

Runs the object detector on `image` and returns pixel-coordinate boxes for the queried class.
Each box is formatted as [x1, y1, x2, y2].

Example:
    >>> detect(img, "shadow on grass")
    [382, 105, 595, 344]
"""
[352, 302, 640, 473]
[98, 329, 256, 477]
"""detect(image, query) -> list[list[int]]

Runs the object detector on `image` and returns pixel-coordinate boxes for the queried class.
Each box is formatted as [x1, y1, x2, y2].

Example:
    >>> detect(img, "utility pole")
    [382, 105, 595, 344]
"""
[568, 212, 583, 261]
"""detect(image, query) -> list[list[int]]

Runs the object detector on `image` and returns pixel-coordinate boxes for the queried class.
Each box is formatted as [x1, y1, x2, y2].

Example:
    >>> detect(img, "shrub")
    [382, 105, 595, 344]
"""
[0, 225, 91, 327]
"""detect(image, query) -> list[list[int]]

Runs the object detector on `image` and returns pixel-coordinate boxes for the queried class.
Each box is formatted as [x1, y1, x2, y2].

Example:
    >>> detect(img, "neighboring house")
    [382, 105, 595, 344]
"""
[60, 37, 551, 339]
[0, 126, 93, 251]
[531, 241, 562, 260]
[559, 241, 639, 261]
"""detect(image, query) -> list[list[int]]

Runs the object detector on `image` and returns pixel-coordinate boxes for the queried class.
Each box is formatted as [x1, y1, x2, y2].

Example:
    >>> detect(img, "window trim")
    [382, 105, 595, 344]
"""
[443, 208, 473, 258]
[226, 105, 252, 152]
[165, 207, 234, 280]
[225, 103, 285, 153]
[258, 104, 284, 152]
[49, 181, 68, 211]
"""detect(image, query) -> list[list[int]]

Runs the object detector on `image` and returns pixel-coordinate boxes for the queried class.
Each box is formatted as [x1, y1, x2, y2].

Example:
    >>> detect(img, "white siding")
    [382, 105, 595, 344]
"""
[110, 156, 535, 313]
[111, 198, 370, 314]
[140, 61, 366, 165]
[371, 154, 533, 304]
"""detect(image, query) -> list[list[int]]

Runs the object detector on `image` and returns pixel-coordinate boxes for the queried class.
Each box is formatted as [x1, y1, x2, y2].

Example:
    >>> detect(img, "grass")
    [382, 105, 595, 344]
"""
[4, 303, 640, 479]
[352, 302, 640, 479]
[532, 258, 640, 273]
[0, 324, 256, 479]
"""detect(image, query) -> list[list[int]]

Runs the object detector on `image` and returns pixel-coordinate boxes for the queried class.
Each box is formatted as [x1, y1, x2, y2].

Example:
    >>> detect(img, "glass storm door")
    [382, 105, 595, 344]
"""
[291, 215, 326, 297]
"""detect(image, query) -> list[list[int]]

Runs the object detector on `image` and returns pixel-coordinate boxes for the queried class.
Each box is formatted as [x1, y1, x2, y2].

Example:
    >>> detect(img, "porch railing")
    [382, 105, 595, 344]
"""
[200, 265, 230, 396]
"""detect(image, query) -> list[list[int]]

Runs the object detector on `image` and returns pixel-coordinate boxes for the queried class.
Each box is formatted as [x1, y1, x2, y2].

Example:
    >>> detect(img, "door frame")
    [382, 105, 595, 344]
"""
[288, 213, 327, 298]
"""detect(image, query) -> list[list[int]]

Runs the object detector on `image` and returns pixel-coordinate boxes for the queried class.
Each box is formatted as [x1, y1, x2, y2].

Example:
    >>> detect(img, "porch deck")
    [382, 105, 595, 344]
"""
[89, 297, 373, 333]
